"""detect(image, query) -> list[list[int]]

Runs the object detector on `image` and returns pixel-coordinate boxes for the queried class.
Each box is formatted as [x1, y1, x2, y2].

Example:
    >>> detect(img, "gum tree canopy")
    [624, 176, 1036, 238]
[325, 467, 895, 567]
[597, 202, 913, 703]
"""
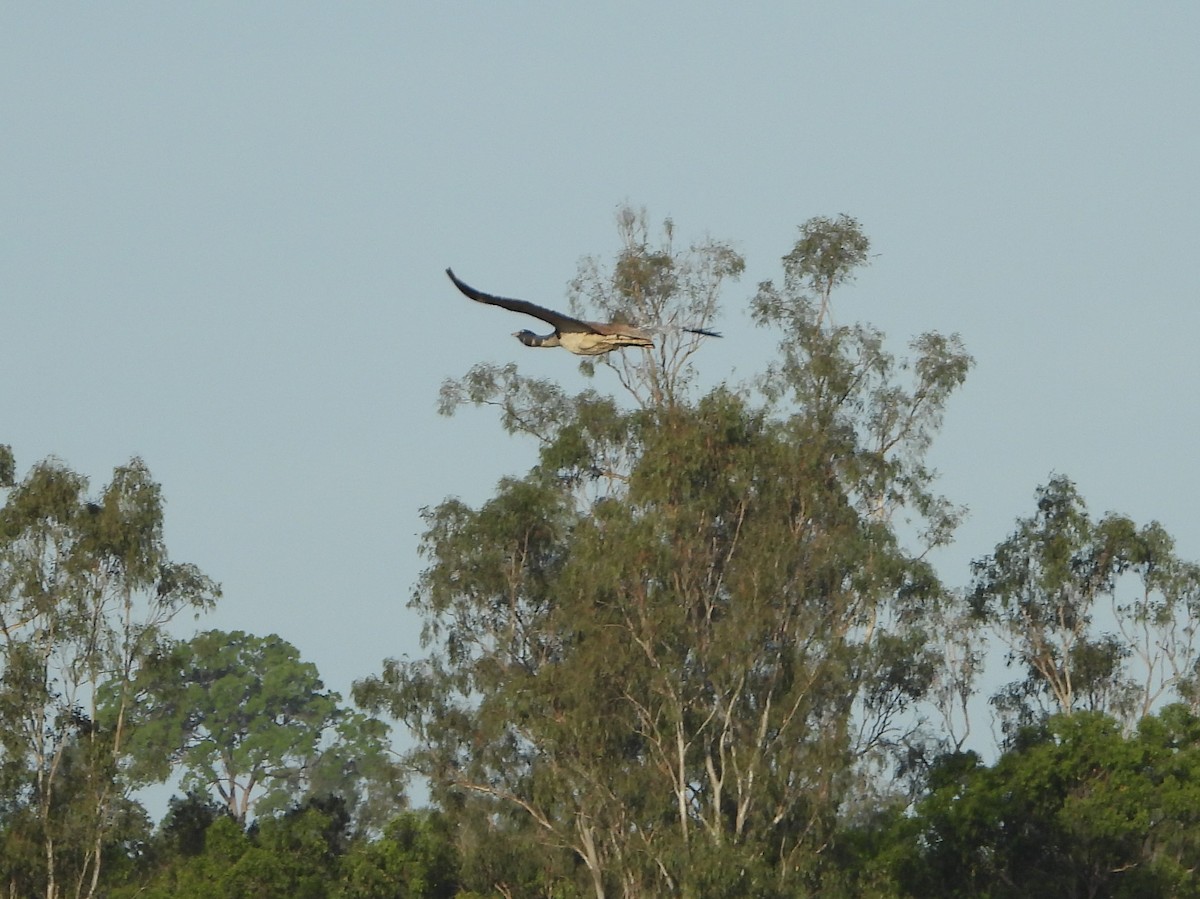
[356, 211, 973, 899]
[0, 453, 219, 899]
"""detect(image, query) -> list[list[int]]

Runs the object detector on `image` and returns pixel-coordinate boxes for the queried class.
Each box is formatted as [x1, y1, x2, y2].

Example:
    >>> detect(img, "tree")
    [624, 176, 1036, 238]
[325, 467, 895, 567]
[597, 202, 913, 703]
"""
[113, 630, 405, 828]
[155, 790, 230, 860]
[893, 707, 1200, 899]
[337, 810, 461, 899]
[112, 800, 348, 899]
[0, 454, 218, 899]
[109, 801, 464, 899]
[356, 213, 972, 898]
[303, 708, 410, 839]
[971, 476, 1200, 736]
[569, 206, 744, 408]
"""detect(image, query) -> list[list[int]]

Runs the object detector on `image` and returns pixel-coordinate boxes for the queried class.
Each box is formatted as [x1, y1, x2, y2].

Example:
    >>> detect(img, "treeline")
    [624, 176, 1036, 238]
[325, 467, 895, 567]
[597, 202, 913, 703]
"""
[352, 211, 1200, 898]
[0, 449, 410, 897]
[4, 210, 1200, 897]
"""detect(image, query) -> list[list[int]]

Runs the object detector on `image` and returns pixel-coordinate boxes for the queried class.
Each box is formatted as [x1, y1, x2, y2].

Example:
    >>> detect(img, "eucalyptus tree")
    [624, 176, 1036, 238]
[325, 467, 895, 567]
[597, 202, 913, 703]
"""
[357, 212, 972, 898]
[972, 476, 1200, 737]
[568, 206, 744, 409]
[0, 453, 218, 899]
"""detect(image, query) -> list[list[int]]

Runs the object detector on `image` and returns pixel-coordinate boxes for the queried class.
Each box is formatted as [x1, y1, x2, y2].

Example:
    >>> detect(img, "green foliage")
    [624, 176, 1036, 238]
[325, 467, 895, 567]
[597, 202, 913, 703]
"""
[156, 790, 230, 858]
[780, 213, 871, 330]
[112, 629, 405, 827]
[0, 445, 14, 488]
[16, 210, 1200, 898]
[571, 206, 745, 408]
[972, 476, 1200, 735]
[358, 213, 973, 898]
[115, 810, 337, 899]
[109, 805, 464, 899]
[0, 454, 218, 899]
[439, 361, 577, 439]
[894, 706, 1200, 899]
[338, 810, 461, 899]
[0, 454, 422, 896]
[306, 709, 410, 838]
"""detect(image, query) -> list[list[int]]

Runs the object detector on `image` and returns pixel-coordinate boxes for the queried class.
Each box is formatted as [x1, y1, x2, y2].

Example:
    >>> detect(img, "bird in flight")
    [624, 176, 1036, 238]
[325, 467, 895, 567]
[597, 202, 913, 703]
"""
[446, 268, 721, 356]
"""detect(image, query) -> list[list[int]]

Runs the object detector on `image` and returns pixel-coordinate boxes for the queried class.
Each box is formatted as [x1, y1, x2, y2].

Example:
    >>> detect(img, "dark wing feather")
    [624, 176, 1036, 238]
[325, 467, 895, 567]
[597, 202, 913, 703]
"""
[446, 268, 597, 334]
[586, 320, 652, 339]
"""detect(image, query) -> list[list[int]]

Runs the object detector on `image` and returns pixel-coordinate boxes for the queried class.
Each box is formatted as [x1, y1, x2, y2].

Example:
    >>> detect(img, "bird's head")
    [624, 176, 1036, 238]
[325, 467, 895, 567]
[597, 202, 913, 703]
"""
[512, 329, 538, 347]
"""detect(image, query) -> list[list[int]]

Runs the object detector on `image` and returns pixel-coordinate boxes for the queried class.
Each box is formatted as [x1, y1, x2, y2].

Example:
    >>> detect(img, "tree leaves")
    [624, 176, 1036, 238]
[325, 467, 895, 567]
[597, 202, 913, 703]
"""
[0, 455, 220, 899]
[972, 475, 1200, 735]
[899, 707, 1200, 898]
[114, 630, 404, 830]
[358, 214, 972, 897]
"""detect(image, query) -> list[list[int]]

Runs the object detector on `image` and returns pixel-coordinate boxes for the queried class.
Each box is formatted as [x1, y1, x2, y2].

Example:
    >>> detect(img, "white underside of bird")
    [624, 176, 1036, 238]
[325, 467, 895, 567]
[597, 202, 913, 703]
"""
[524, 329, 654, 355]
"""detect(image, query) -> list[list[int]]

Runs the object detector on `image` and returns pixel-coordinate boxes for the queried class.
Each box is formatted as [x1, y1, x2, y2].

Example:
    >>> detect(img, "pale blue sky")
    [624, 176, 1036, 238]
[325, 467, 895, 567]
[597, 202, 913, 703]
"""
[4, 4, 1199, 749]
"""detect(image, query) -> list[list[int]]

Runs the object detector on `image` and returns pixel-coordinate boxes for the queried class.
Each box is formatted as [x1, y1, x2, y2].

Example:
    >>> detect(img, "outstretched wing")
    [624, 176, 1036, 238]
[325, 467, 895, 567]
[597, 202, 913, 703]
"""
[446, 268, 597, 334]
